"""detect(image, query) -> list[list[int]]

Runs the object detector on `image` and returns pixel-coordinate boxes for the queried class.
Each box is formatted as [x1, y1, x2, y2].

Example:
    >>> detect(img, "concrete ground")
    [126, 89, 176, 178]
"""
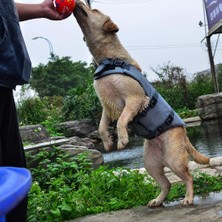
[68, 157, 222, 222]
[69, 197, 222, 222]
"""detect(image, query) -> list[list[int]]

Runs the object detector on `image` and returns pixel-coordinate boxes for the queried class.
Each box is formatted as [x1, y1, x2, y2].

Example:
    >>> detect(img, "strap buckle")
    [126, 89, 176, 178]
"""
[113, 59, 130, 69]
[165, 113, 174, 125]
[156, 111, 174, 134]
[149, 96, 157, 108]
[149, 91, 158, 108]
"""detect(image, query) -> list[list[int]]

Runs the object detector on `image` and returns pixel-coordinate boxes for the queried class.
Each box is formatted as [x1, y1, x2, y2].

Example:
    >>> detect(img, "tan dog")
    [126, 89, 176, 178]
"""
[74, 0, 210, 207]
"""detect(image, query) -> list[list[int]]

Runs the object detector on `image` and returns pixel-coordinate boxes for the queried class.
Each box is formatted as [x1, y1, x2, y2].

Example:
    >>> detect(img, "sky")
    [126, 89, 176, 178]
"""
[17, 0, 222, 81]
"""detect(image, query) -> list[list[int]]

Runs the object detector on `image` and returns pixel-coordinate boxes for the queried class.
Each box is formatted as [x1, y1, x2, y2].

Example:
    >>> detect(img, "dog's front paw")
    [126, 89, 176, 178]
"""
[103, 138, 113, 152]
[181, 197, 193, 206]
[147, 198, 163, 207]
[117, 137, 129, 150]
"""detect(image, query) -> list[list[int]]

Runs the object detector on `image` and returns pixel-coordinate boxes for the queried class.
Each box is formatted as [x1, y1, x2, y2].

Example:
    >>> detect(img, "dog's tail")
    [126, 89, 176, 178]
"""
[186, 138, 210, 165]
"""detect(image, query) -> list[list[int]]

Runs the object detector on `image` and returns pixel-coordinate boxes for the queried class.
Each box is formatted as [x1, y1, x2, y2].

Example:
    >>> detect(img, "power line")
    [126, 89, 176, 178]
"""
[94, 0, 156, 4]
[125, 43, 202, 50]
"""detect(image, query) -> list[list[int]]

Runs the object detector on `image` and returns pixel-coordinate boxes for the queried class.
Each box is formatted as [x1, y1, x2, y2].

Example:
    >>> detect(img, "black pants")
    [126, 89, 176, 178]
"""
[0, 87, 27, 222]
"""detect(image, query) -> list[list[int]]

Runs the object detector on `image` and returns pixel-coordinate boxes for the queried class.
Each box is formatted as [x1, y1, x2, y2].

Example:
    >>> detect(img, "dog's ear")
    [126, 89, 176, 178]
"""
[102, 18, 119, 33]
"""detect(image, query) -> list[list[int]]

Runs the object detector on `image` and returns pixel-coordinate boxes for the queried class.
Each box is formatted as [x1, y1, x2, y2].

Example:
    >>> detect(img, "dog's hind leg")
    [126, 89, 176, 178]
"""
[99, 109, 113, 151]
[144, 140, 171, 207]
[147, 170, 171, 207]
[165, 143, 194, 205]
[169, 161, 194, 206]
[145, 164, 171, 207]
[178, 171, 193, 206]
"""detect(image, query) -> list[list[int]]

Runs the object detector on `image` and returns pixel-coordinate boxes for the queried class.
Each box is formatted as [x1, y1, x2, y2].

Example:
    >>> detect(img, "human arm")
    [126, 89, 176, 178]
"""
[15, 0, 69, 21]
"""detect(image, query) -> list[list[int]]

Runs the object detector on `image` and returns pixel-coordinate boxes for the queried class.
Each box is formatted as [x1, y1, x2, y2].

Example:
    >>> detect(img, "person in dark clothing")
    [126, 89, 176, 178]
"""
[0, 1, 71, 221]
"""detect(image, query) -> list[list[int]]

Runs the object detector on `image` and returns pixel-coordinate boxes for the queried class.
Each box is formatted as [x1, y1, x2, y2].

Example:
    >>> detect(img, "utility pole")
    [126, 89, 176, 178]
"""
[206, 36, 219, 93]
[201, 0, 219, 93]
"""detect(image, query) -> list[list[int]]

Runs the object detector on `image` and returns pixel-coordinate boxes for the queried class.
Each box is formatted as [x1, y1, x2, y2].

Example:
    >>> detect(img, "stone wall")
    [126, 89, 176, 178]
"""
[197, 92, 222, 120]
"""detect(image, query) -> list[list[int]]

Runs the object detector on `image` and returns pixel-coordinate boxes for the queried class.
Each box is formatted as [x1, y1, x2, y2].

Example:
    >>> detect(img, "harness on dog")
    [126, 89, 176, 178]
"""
[94, 58, 185, 139]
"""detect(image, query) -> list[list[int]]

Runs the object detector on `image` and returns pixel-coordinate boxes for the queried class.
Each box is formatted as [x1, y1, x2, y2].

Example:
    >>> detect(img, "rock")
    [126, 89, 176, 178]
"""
[59, 144, 76, 149]
[210, 156, 222, 167]
[69, 136, 96, 149]
[20, 119, 105, 168]
[20, 124, 49, 143]
[198, 93, 222, 120]
[57, 119, 97, 137]
[26, 143, 104, 169]
[62, 147, 104, 169]
[88, 130, 102, 143]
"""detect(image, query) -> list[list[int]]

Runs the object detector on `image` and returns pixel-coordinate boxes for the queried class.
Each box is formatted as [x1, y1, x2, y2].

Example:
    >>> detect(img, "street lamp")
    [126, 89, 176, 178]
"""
[32, 36, 55, 60]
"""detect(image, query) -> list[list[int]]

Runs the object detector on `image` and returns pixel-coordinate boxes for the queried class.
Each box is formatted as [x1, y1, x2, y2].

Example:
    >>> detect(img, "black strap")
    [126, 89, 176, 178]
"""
[94, 58, 130, 79]
[135, 90, 158, 120]
[103, 58, 130, 69]
[156, 110, 174, 134]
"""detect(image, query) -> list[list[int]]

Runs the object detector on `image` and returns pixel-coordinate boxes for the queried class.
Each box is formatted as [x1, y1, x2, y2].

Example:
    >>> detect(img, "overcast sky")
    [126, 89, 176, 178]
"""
[17, 0, 222, 81]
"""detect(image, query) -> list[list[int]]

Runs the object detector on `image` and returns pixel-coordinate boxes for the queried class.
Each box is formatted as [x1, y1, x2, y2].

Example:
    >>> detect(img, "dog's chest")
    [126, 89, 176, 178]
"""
[94, 75, 145, 120]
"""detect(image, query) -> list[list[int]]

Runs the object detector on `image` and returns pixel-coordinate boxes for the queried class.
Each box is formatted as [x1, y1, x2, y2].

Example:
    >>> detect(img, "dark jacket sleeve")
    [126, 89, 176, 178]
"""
[0, 0, 32, 89]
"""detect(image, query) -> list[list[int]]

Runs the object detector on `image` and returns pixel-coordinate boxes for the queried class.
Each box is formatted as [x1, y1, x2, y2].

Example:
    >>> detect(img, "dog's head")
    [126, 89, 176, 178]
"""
[73, 0, 119, 43]
[73, 1, 140, 68]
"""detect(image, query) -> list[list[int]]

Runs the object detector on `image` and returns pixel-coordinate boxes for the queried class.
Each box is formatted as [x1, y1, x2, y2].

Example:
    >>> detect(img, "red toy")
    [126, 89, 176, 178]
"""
[54, 0, 76, 15]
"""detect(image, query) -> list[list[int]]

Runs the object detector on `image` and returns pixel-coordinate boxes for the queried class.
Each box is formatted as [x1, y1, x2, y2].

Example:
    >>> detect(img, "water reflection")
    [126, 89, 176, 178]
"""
[103, 120, 222, 169]
[164, 191, 222, 207]
[188, 119, 222, 157]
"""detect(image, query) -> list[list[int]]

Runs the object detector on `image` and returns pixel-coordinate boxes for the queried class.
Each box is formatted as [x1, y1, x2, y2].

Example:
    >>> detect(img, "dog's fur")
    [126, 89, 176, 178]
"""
[74, 0, 210, 207]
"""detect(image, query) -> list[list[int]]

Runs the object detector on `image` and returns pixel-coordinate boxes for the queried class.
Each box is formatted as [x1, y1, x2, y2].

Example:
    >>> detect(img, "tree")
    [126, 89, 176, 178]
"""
[152, 62, 191, 109]
[188, 71, 214, 107]
[30, 55, 95, 97]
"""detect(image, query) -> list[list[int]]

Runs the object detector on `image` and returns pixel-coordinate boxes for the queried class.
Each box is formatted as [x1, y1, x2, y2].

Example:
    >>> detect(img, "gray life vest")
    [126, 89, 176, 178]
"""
[94, 58, 185, 139]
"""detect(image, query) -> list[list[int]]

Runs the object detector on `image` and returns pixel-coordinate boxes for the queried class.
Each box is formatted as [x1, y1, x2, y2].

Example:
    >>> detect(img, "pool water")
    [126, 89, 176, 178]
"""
[103, 119, 222, 169]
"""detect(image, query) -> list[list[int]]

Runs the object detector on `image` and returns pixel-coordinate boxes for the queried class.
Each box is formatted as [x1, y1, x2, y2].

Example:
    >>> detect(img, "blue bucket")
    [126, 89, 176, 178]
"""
[0, 167, 32, 222]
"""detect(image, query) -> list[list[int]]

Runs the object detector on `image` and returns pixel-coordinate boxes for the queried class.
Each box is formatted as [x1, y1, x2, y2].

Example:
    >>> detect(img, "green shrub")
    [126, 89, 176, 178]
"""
[17, 96, 63, 136]
[26, 147, 92, 190]
[62, 82, 102, 124]
[176, 108, 198, 118]
[17, 98, 48, 125]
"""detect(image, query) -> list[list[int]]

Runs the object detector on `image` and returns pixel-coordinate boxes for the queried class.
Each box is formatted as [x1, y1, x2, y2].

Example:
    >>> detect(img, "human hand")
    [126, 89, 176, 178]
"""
[41, 0, 72, 20]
